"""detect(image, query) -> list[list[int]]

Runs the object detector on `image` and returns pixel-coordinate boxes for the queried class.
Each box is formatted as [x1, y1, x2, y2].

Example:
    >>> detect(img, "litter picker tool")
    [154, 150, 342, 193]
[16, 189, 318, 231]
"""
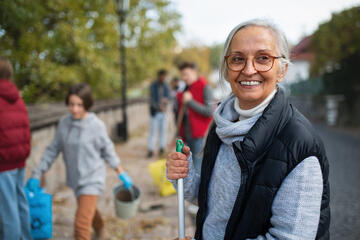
[176, 139, 185, 239]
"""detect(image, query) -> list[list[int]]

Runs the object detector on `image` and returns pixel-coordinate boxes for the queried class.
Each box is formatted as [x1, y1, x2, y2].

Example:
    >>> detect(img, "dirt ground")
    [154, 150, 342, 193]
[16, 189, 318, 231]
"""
[51, 113, 196, 240]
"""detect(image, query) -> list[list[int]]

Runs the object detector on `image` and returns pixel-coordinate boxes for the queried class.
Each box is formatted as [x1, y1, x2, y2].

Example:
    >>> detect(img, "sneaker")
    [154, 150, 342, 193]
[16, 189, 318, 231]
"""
[147, 151, 153, 158]
[159, 148, 164, 155]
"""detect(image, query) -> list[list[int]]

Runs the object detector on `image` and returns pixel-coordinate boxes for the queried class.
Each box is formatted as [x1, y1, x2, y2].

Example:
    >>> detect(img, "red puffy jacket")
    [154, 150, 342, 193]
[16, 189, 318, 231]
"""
[0, 79, 31, 172]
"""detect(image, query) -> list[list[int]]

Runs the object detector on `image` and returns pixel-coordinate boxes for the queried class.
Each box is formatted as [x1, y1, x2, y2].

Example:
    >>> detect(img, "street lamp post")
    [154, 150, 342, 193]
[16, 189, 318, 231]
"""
[116, 0, 130, 142]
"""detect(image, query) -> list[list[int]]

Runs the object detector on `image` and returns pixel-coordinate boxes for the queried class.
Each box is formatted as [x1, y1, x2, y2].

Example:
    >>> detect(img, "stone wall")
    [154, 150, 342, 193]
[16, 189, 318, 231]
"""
[26, 99, 149, 194]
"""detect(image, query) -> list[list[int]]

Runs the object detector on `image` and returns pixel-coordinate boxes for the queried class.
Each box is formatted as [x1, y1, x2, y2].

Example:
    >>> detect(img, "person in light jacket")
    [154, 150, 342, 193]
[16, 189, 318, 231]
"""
[26, 83, 132, 240]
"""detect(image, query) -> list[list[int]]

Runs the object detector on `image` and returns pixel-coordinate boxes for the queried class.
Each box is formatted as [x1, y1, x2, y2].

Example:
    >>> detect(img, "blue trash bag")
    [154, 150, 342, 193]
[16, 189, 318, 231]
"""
[25, 187, 52, 240]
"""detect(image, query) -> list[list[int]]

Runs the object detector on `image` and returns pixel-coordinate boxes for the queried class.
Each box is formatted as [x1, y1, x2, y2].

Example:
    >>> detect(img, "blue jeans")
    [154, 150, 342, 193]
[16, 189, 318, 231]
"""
[148, 112, 167, 152]
[187, 138, 204, 174]
[0, 168, 32, 240]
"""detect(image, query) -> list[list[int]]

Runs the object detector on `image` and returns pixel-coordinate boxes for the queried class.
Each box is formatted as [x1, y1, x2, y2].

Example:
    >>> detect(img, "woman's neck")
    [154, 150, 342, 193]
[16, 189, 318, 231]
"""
[234, 89, 277, 121]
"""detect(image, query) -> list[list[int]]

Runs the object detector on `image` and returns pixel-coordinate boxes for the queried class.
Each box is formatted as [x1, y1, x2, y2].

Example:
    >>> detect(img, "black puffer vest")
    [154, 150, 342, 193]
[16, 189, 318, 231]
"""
[195, 90, 330, 240]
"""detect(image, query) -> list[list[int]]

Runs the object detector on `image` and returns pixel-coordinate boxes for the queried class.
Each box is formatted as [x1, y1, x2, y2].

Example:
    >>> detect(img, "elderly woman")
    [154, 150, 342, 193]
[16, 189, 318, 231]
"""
[167, 19, 330, 240]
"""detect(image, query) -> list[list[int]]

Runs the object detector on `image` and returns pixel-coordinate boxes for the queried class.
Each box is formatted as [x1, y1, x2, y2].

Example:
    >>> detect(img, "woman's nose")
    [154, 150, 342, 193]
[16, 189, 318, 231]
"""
[242, 59, 257, 75]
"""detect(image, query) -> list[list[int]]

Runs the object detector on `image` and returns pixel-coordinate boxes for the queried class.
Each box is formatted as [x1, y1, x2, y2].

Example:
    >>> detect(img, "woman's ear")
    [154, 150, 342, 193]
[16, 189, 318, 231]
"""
[277, 64, 288, 83]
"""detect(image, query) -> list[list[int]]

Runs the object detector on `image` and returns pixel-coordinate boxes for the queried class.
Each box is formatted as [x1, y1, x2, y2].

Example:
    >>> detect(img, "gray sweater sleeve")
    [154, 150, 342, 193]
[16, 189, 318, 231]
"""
[248, 156, 323, 240]
[187, 85, 214, 117]
[32, 126, 63, 179]
[99, 122, 120, 169]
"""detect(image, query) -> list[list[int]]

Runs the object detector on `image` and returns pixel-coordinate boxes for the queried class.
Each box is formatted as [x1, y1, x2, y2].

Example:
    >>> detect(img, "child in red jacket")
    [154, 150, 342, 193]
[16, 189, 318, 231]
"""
[0, 57, 32, 239]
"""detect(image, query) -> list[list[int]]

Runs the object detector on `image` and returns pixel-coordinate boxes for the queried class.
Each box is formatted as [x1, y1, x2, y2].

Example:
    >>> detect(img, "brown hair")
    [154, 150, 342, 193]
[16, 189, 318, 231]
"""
[157, 69, 168, 77]
[178, 61, 197, 71]
[0, 57, 14, 80]
[65, 83, 94, 110]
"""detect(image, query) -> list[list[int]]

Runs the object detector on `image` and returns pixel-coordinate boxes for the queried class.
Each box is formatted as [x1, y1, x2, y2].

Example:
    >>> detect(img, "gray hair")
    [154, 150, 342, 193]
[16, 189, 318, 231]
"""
[219, 19, 291, 83]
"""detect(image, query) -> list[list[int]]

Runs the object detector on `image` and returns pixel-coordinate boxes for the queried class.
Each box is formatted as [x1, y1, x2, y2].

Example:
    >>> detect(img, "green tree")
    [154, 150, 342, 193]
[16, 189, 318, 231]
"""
[209, 43, 223, 70]
[310, 6, 360, 119]
[173, 44, 211, 76]
[311, 6, 360, 76]
[0, 0, 181, 103]
[126, 0, 181, 86]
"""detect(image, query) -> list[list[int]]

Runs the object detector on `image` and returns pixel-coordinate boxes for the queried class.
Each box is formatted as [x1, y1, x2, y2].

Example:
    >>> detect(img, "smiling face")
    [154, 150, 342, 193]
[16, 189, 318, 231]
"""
[227, 26, 287, 109]
[67, 94, 88, 119]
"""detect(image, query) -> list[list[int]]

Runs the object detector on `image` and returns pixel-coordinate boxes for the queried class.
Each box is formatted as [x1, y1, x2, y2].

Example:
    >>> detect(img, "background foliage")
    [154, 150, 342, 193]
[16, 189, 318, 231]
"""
[0, 0, 181, 103]
[310, 6, 360, 106]
[173, 44, 211, 76]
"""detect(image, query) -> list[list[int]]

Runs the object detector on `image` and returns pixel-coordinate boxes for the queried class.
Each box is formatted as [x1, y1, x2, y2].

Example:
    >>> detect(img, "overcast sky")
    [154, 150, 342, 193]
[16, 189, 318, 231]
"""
[173, 0, 359, 46]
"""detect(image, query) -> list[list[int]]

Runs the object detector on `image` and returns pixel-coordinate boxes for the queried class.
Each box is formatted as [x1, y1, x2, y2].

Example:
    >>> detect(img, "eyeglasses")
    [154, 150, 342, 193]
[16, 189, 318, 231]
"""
[225, 53, 284, 72]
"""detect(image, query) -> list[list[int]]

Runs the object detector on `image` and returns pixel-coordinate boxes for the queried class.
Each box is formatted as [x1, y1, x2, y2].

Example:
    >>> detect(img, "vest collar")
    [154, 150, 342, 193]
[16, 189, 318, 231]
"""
[239, 88, 292, 163]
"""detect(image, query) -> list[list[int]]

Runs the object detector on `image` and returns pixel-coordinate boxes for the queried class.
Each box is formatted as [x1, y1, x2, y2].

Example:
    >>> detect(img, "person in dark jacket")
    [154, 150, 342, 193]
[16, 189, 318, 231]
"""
[147, 69, 170, 157]
[0, 57, 32, 240]
[167, 19, 330, 240]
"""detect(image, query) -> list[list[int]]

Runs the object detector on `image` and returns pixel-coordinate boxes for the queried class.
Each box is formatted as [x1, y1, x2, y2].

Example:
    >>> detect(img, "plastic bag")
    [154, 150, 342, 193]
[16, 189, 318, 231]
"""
[148, 159, 176, 197]
[25, 187, 52, 240]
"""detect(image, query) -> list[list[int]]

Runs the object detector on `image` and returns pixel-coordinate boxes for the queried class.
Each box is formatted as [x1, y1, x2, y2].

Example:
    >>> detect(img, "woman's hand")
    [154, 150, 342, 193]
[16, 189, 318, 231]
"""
[118, 171, 133, 190]
[116, 165, 133, 189]
[26, 178, 40, 192]
[166, 145, 190, 180]
[174, 237, 193, 240]
[116, 165, 124, 174]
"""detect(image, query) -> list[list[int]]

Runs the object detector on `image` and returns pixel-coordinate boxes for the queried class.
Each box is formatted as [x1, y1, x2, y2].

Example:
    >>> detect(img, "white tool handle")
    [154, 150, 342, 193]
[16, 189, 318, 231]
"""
[177, 178, 185, 239]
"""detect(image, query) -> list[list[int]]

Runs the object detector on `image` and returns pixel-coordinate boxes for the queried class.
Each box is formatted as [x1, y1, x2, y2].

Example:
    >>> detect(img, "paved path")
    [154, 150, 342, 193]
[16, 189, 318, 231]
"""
[315, 125, 360, 240]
